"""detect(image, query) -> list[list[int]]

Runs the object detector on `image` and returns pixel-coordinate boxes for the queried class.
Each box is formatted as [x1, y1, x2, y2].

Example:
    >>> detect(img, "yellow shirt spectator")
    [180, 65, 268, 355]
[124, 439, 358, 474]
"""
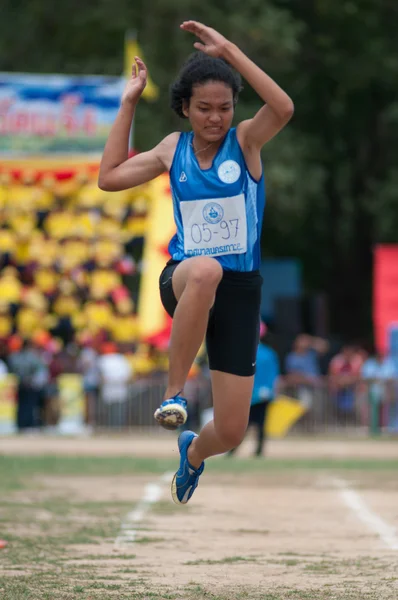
[53, 294, 81, 318]
[30, 237, 60, 267]
[72, 269, 89, 290]
[34, 186, 55, 211]
[123, 215, 148, 240]
[59, 239, 90, 271]
[7, 184, 38, 212]
[70, 211, 95, 238]
[9, 212, 37, 236]
[103, 201, 125, 222]
[0, 271, 22, 304]
[94, 239, 122, 267]
[16, 307, 42, 338]
[89, 269, 122, 298]
[96, 215, 120, 238]
[14, 236, 32, 266]
[75, 181, 107, 209]
[0, 229, 16, 256]
[23, 287, 48, 312]
[130, 344, 158, 377]
[111, 313, 139, 343]
[26, 231, 44, 261]
[0, 184, 9, 209]
[33, 268, 59, 295]
[0, 302, 12, 338]
[130, 189, 149, 210]
[82, 300, 113, 332]
[44, 210, 74, 239]
[52, 179, 81, 200]
[0, 315, 12, 338]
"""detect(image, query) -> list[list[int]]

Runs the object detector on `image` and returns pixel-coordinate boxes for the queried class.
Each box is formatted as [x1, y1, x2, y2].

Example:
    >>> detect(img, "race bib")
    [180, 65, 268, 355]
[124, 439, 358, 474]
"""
[180, 194, 247, 257]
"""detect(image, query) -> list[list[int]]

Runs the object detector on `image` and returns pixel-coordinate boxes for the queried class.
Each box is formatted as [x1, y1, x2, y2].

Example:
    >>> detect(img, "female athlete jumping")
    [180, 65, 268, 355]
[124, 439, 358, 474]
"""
[99, 20, 293, 504]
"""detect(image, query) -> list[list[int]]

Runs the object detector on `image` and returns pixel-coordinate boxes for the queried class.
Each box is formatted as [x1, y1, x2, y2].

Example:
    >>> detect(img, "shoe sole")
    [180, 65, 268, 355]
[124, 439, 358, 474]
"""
[171, 472, 193, 505]
[154, 404, 187, 431]
[171, 473, 180, 504]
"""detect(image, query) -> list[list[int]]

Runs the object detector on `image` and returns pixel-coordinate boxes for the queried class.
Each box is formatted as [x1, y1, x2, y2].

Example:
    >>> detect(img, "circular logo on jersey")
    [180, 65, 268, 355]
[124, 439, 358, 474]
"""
[203, 202, 224, 224]
[217, 160, 241, 184]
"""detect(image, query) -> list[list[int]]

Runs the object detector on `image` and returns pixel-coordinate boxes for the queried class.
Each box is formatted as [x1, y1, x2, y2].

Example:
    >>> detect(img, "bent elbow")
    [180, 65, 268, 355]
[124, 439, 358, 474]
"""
[98, 175, 112, 191]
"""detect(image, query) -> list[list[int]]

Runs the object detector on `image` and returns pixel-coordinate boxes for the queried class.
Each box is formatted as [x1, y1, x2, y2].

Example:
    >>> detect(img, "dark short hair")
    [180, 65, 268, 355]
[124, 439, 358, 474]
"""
[170, 52, 242, 119]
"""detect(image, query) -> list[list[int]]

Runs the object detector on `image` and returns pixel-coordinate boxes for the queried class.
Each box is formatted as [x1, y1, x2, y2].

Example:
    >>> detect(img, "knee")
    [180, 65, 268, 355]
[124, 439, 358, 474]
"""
[215, 421, 247, 450]
[187, 258, 223, 291]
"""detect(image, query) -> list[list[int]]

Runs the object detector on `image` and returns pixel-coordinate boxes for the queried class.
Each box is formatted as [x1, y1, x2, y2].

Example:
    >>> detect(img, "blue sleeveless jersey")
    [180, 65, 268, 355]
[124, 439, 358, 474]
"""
[168, 128, 266, 272]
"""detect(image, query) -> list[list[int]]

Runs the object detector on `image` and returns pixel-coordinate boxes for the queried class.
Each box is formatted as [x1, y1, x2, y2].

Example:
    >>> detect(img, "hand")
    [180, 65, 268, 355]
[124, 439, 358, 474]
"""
[121, 57, 147, 105]
[180, 21, 229, 58]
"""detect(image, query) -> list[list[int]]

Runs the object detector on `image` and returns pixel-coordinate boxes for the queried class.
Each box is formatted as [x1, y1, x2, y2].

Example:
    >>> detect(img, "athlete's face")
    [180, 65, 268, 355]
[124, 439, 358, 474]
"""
[183, 81, 234, 142]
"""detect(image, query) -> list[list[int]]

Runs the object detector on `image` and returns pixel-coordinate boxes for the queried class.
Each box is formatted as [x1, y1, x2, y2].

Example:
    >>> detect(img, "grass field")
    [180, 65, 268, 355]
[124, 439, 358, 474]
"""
[0, 435, 397, 599]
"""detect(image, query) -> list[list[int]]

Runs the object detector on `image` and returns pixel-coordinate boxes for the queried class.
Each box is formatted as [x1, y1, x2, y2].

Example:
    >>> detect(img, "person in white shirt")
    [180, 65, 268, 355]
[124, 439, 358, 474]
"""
[0, 359, 8, 379]
[361, 348, 397, 431]
[97, 342, 133, 428]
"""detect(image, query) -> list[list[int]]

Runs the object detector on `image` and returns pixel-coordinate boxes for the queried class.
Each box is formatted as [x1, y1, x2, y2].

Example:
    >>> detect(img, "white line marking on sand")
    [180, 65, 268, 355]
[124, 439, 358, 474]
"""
[114, 471, 174, 548]
[332, 477, 398, 551]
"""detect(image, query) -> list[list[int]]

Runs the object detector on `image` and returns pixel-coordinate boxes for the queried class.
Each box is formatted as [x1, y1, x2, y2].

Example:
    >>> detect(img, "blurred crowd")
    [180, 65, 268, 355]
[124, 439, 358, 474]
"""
[0, 175, 397, 434]
[282, 334, 398, 432]
[0, 172, 149, 350]
[0, 334, 172, 431]
[1, 328, 398, 434]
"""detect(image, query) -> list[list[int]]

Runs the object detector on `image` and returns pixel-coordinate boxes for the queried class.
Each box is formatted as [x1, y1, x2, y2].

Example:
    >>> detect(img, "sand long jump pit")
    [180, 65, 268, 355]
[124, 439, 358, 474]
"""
[0, 434, 397, 599]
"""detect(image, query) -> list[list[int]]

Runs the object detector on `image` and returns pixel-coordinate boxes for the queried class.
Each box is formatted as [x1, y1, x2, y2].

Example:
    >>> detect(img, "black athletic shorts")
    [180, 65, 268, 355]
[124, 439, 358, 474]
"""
[159, 259, 263, 377]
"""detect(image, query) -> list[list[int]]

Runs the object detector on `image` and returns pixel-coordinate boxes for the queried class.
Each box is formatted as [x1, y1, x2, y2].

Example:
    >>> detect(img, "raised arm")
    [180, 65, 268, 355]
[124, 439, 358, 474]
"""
[180, 21, 294, 151]
[98, 57, 176, 192]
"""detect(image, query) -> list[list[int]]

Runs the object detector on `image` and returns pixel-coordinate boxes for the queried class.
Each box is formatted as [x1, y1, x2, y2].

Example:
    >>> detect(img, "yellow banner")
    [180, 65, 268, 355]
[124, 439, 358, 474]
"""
[138, 174, 175, 337]
[0, 375, 17, 434]
[57, 374, 86, 434]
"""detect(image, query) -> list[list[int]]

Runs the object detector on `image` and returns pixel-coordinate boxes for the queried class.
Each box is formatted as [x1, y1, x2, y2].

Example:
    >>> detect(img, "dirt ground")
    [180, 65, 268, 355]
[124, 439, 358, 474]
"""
[42, 468, 398, 597]
[1, 435, 398, 599]
[1, 430, 398, 459]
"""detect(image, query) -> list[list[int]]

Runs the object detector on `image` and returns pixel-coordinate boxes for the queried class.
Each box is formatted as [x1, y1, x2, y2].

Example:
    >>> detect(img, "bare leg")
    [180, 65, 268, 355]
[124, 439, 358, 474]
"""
[164, 257, 222, 399]
[187, 370, 254, 468]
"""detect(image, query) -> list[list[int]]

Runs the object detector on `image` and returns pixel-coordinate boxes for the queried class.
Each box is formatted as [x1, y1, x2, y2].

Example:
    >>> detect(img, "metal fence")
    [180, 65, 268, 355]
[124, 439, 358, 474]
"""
[4, 373, 398, 436]
[94, 373, 212, 433]
[93, 376, 398, 436]
[277, 379, 398, 436]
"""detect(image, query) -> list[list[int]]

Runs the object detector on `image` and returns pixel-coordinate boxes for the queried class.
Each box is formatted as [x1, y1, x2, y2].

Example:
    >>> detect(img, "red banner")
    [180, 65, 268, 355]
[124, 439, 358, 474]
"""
[373, 245, 398, 353]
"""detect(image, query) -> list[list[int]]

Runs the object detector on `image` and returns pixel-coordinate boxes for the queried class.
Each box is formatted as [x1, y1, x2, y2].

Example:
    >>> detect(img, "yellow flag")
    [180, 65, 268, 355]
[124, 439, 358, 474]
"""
[124, 33, 159, 102]
[265, 395, 307, 438]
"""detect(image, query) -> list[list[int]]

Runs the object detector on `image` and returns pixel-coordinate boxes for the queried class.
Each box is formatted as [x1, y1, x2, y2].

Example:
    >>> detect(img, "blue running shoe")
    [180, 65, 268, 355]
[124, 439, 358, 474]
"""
[171, 430, 204, 505]
[154, 395, 188, 430]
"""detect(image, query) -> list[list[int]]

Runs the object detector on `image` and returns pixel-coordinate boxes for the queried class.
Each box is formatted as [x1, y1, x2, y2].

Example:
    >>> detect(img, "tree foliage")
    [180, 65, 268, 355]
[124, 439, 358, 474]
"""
[1, 0, 397, 337]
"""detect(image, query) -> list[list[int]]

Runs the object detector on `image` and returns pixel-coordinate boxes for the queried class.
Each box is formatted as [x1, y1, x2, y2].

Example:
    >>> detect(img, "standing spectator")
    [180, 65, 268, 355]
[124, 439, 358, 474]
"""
[97, 343, 133, 428]
[361, 347, 396, 381]
[53, 342, 80, 374]
[8, 339, 47, 431]
[0, 339, 9, 374]
[78, 335, 100, 426]
[361, 347, 397, 431]
[285, 334, 328, 408]
[328, 343, 364, 424]
[0, 355, 8, 379]
[45, 339, 65, 426]
[229, 323, 280, 457]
